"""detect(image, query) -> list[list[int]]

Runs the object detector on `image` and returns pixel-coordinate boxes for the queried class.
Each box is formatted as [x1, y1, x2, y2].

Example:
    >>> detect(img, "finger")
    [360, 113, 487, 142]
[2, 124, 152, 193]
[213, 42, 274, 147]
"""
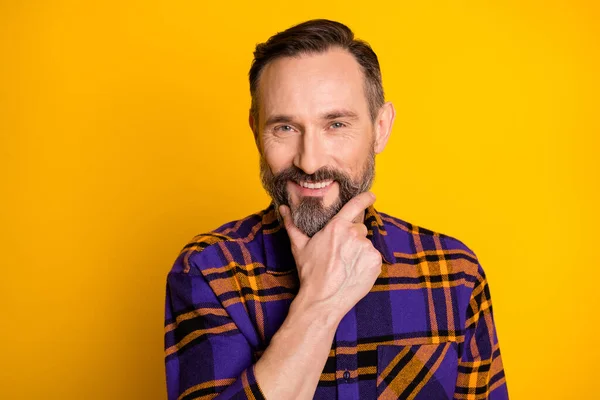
[351, 222, 369, 238]
[279, 205, 309, 251]
[334, 191, 376, 223]
[346, 222, 368, 239]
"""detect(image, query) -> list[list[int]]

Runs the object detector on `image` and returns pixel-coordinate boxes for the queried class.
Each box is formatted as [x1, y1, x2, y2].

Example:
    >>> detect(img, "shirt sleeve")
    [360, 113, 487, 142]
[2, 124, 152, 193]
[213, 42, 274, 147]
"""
[454, 263, 509, 399]
[164, 252, 266, 400]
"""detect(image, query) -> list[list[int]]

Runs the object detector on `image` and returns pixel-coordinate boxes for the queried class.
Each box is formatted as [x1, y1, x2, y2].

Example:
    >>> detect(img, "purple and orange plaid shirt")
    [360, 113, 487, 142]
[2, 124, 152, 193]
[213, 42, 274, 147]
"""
[164, 203, 508, 400]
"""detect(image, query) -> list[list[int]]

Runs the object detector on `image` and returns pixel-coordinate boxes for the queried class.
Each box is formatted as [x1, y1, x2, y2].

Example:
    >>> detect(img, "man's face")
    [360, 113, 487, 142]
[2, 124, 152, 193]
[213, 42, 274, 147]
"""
[253, 47, 384, 237]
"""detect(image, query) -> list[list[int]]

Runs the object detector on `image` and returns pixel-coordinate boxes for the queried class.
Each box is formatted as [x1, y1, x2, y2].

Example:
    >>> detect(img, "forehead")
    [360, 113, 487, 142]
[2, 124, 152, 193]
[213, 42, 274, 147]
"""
[257, 47, 369, 122]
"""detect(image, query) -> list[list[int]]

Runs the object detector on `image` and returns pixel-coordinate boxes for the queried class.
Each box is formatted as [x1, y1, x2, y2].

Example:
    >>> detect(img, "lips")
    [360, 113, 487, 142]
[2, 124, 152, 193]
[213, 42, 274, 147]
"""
[290, 179, 336, 197]
[296, 180, 334, 189]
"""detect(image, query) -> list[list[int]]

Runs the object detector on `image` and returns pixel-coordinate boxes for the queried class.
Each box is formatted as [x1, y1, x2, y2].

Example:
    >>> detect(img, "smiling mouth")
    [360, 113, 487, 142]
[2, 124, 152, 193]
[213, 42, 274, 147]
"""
[295, 180, 334, 189]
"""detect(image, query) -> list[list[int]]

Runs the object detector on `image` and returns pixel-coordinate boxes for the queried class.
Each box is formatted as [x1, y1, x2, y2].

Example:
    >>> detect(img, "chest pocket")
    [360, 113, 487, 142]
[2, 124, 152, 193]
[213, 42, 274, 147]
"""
[376, 342, 458, 400]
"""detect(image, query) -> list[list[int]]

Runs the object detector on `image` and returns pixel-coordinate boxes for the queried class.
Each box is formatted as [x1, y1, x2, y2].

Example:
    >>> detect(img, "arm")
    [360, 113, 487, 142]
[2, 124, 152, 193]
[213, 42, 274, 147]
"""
[165, 192, 381, 399]
[164, 256, 341, 400]
[253, 290, 340, 399]
[454, 263, 509, 399]
[164, 265, 263, 400]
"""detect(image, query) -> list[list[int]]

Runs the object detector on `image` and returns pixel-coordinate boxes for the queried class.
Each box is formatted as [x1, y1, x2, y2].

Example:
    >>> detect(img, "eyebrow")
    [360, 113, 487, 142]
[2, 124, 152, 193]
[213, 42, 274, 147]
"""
[264, 109, 360, 127]
[322, 109, 359, 121]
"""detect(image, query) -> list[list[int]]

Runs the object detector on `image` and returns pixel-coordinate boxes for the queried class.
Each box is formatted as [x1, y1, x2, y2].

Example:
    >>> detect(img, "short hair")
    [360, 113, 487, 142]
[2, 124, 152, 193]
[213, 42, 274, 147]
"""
[249, 19, 385, 129]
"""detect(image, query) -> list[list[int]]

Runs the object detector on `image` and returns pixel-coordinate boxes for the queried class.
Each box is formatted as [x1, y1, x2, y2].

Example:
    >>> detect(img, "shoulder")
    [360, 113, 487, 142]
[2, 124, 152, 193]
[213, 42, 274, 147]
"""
[377, 210, 483, 280]
[169, 208, 268, 275]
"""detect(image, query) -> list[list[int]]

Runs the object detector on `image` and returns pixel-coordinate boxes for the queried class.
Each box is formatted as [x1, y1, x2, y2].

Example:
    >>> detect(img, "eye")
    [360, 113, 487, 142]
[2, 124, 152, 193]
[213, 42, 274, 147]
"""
[274, 125, 295, 133]
[331, 122, 346, 129]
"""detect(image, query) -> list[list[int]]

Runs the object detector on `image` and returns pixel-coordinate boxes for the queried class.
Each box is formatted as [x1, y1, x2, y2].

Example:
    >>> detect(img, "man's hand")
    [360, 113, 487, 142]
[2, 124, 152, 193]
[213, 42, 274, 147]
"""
[279, 191, 383, 320]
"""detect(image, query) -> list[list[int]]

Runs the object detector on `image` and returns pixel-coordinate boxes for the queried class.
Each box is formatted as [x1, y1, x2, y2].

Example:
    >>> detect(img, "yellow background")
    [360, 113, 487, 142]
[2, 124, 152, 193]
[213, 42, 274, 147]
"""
[1, 1, 598, 399]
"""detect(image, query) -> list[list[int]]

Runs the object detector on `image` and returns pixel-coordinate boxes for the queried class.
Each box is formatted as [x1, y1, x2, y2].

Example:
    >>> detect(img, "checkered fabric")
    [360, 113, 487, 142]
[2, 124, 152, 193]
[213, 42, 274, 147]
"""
[164, 203, 508, 399]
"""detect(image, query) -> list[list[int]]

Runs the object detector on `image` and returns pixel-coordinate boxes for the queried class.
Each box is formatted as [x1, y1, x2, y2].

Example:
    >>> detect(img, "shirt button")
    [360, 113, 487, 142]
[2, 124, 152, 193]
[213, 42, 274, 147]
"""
[343, 370, 350, 381]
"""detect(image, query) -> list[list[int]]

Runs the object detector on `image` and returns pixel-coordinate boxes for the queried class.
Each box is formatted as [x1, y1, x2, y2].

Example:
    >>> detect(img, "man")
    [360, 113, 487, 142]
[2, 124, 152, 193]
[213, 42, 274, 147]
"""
[164, 19, 508, 400]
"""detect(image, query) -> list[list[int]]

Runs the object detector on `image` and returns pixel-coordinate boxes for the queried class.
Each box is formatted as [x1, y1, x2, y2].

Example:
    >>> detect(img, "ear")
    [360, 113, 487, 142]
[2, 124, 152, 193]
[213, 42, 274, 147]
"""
[373, 102, 396, 154]
[249, 111, 261, 154]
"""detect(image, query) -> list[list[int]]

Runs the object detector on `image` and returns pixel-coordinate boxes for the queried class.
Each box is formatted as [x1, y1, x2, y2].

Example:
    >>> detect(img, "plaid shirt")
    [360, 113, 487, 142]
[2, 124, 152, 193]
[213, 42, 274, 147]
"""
[164, 203, 508, 400]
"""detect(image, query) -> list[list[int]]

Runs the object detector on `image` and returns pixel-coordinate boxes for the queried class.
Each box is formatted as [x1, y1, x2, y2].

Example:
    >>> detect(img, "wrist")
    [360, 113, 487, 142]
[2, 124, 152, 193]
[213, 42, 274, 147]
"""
[288, 290, 343, 329]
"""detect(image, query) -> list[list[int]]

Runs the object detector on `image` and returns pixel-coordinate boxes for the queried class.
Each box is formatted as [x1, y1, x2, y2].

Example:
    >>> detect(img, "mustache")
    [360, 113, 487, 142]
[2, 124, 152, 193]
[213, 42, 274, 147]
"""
[272, 165, 352, 185]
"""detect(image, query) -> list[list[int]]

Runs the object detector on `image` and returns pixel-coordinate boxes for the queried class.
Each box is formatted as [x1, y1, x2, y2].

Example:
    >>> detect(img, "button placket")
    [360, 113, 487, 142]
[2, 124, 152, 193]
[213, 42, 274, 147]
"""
[334, 307, 359, 400]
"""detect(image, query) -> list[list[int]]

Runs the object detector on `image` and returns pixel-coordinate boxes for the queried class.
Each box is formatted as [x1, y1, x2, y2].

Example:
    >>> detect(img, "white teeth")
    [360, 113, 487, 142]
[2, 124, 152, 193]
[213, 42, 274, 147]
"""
[298, 180, 332, 189]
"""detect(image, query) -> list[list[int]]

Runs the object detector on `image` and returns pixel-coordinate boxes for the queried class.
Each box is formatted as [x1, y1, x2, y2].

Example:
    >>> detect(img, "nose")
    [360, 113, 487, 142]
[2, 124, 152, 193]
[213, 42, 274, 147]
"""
[293, 129, 327, 175]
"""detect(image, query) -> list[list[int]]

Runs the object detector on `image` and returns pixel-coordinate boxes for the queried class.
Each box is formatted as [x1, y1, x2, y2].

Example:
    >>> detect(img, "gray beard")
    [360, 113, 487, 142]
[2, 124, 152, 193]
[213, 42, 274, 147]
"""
[259, 149, 375, 237]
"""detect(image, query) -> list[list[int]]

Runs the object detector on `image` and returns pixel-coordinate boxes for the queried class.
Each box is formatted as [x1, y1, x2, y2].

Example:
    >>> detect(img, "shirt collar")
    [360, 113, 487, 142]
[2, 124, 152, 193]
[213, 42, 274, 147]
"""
[261, 201, 395, 273]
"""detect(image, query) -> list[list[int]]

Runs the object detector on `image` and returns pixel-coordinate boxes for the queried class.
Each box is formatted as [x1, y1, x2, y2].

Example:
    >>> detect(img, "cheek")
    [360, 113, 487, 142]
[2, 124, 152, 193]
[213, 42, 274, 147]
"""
[262, 140, 296, 172]
[330, 135, 372, 176]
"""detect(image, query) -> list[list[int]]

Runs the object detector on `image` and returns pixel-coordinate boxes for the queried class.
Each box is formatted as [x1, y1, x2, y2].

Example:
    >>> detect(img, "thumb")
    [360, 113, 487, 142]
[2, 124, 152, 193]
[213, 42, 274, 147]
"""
[279, 205, 309, 252]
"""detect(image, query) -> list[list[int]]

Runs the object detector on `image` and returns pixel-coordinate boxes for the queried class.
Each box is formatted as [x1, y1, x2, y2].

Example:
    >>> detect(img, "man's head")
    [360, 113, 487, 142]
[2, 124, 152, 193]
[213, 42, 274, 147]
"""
[249, 19, 395, 237]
